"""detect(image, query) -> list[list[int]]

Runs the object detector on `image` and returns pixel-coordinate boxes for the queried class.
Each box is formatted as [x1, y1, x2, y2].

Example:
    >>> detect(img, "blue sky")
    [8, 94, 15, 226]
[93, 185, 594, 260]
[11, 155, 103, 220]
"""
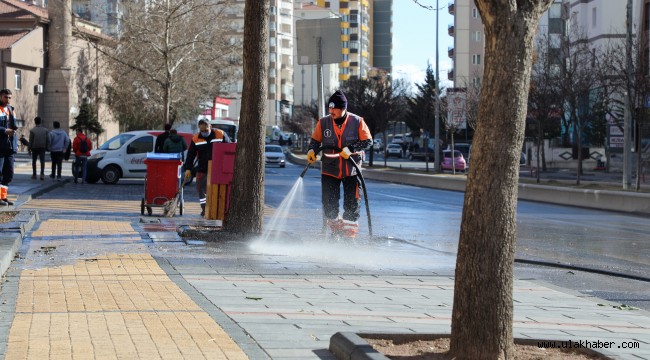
[392, 1, 454, 92]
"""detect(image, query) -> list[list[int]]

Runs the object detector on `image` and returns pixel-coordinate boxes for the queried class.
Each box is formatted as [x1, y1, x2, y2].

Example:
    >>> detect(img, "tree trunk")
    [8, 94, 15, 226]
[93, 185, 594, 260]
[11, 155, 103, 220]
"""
[635, 123, 642, 191]
[577, 129, 582, 185]
[450, 1, 552, 359]
[225, 0, 269, 234]
[541, 138, 547, 172]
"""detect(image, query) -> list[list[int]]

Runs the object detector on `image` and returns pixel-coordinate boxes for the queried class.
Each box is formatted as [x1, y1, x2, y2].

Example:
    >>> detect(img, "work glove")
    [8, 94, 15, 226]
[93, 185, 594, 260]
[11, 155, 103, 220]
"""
[307, 149, 317, 164]
[339, 147, 352, 160]
[184, 170, 192, 182]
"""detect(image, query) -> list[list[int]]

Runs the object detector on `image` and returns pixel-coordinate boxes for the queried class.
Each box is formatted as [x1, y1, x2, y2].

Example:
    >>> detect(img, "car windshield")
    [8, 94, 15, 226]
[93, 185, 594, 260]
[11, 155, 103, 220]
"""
[99, 134, 135, 150]
[265, 145, 283, 153]
[444, 150, 462, 158]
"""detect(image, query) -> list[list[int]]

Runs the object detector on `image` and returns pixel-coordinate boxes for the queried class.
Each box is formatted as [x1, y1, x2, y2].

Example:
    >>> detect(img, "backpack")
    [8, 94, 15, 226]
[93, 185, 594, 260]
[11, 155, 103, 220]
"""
[79, 138, 89, 153]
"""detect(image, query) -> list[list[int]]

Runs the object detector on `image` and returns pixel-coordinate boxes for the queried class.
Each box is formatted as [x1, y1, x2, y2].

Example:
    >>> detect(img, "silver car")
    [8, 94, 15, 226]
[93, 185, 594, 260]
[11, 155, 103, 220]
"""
[265, 145, 286, 168]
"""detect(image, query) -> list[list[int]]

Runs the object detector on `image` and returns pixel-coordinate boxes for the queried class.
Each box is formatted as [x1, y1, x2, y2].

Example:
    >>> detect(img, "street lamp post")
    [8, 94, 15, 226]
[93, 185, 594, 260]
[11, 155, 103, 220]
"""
[434, 0, 441, 172]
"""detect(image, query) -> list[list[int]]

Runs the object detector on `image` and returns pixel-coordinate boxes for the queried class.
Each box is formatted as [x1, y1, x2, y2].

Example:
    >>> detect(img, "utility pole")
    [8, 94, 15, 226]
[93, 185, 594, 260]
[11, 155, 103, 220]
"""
[623, 0, 633, 189]
[434, 0, 441, 172]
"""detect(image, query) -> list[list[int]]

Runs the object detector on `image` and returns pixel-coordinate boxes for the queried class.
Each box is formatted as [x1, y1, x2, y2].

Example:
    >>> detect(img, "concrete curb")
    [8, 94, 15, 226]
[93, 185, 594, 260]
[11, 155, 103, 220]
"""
[0, 210, 39, 278]
[329, 332, 614, 360]
[287, 152, 650, 215]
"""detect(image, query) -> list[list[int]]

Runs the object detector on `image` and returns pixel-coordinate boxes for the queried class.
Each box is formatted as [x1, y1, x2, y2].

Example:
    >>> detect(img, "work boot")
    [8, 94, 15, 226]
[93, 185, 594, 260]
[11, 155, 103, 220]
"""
[31, 174, 36, 179]
[326, 218, 344, 234]
[40, 174, 45, 180]
[1, 198, 14, 206]
[341, 220, 358, 239]
[200, 204, 206, 217]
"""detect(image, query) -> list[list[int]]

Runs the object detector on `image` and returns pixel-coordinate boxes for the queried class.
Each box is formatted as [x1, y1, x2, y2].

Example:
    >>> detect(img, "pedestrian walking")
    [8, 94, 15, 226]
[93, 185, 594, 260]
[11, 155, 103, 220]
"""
[307, 90, 372, 238]
[48, 121, 70, 181]
[162, 129, 187, 160]
[155, 123, 172, 153]
[183, 119, 231, 217]
[72, 129, 92, 184]
[0, 89, 18, 206]
[29, 116, 49, 180]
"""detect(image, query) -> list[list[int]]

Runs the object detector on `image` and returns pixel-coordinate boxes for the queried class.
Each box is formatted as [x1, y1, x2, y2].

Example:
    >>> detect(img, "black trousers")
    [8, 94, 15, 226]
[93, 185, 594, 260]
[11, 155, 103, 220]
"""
[31, 148, 46, 175]
[321, 174, 360, 222]
[50, 151, 64, 178]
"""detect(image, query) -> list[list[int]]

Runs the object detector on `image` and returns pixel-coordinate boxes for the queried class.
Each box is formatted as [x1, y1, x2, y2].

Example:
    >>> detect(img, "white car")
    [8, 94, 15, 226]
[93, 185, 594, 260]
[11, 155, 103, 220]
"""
[265, 145, 286, 168]
[385, 143, 402, 158]
[87, 130, 193, 184]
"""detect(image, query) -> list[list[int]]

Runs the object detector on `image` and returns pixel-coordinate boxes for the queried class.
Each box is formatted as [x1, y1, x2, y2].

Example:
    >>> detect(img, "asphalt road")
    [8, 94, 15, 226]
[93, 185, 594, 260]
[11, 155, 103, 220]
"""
[264, 161, 650, 311]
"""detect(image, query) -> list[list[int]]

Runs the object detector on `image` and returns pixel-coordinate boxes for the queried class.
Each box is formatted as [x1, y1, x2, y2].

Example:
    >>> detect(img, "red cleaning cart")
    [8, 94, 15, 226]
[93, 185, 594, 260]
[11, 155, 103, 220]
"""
[141, 153, 183, 216]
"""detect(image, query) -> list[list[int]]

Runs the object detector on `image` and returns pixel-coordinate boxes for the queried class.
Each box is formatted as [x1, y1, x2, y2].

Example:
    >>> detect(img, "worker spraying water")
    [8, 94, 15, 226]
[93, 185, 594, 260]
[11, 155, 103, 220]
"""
[306, 90, 373, 239]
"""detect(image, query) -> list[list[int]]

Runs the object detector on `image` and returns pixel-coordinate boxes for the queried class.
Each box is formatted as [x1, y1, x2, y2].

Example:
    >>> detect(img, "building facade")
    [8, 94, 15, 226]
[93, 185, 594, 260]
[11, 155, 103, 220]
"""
[0, 0, 117, 142]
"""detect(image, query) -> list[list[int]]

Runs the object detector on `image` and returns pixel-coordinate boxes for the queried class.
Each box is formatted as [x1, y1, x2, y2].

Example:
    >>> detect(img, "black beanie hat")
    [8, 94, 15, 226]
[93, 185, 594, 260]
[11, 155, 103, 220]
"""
[328, 90, 348, 110]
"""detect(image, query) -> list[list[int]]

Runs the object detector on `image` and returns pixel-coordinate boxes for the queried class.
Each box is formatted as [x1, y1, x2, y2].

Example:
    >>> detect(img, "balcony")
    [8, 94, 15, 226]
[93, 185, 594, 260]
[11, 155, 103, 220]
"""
[448, 2, 454, 14]
[448, 69, 454, 81]
[448, 47, 454, 58]
[448, 25, 455, 36]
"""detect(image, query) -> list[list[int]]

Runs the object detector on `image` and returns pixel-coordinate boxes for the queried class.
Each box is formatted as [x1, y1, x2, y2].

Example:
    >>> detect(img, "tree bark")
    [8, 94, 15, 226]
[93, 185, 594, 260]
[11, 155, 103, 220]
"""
[450, 1, 553, 359]
[225, 0, 269, 234]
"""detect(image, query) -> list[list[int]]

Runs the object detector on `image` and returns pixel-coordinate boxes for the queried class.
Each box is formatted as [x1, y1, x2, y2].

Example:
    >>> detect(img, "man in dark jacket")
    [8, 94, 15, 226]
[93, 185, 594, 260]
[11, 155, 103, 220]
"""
[155, 124, 172, 153]
[307, 90, 372, 239]
[183, 119, 231, 216]
[29, 116, 49, 180]
[0, 89, 18, 206]
[162, 129, 187, 158]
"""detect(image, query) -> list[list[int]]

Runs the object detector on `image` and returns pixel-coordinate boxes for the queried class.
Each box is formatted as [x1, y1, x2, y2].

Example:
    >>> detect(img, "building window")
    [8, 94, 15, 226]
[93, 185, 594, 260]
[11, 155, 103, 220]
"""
[472, 54, 481, 65]
[473, 31, 481, 42]
[472, 8, 478, 18]
[549, 3, 561, 19]
[472, 77, 481, 86]
[14, 70, 21, 90]
[591, 7, 597, 28]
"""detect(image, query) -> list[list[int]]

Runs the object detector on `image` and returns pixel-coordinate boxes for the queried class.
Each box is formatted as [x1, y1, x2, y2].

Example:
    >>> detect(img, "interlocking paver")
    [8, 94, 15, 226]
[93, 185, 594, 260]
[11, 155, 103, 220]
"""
[4, 219, 248, 360]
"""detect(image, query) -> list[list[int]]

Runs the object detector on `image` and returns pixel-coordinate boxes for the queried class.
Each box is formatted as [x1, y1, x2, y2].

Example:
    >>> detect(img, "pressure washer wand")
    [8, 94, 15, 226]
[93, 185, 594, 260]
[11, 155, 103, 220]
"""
[299, 163, 311, 178]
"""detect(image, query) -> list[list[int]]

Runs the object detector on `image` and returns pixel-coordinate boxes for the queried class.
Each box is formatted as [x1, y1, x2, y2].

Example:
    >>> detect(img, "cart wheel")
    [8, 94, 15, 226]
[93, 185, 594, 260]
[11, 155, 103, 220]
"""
[141, 198, 145, 215]
[179, 200, 183, 216]
[147, 206, 152, 216]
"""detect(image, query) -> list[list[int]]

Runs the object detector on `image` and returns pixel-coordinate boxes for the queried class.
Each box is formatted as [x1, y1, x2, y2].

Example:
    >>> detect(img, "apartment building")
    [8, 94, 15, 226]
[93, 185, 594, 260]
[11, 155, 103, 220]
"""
[448, 0, 484, 88]
[222, 0, 296, 127]
[315, 0, 370, 81]
[72, 0, 121, 38]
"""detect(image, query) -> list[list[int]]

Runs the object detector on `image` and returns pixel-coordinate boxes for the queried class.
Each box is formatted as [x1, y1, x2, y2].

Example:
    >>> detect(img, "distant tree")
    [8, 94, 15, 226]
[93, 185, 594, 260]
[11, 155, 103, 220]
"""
[603, 24, 650, 190]
[557, 23, 607, 184]
[340, 75, 409, 166]
[72, 100, 104, 145]
[527, 33, 564, 178]
[406, 63, 439, 138]
[225, 0, 269, 235]
[450, 1, 555, 359]
[88, 0, 238, 128]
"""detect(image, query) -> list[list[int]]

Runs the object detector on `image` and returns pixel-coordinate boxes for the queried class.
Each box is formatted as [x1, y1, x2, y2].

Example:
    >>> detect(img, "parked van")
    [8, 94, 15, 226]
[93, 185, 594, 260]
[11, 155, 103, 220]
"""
[86, 130, 193, 184]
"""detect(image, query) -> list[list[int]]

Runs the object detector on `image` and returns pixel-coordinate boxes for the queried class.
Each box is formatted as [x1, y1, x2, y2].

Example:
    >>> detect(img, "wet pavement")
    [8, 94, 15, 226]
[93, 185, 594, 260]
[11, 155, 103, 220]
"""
[0, 155, 648, 359]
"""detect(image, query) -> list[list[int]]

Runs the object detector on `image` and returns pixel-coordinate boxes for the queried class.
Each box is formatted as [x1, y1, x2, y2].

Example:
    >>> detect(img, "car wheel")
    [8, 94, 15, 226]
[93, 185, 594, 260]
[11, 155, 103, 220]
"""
[280, 164, 285, 168]
[101, 165, 121, 184]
